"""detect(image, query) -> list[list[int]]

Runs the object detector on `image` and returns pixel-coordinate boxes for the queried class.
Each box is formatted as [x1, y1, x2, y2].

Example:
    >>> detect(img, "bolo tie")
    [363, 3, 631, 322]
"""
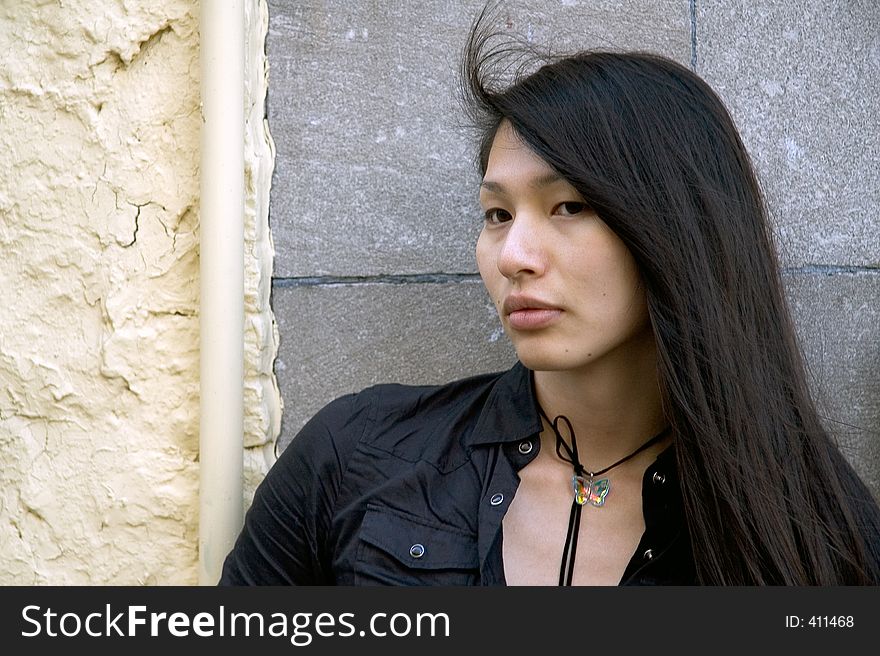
[538, 406, 670, 586]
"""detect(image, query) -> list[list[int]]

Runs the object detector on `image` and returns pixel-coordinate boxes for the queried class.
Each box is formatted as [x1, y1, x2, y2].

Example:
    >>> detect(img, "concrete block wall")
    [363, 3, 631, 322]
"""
[267, 0, 879, 497]
[698, 0, 880, 494]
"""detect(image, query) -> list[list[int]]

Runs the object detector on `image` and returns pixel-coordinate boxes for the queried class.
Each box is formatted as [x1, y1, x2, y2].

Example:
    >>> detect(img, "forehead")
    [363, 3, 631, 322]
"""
[481, 121, 570, 194]
[484, 122, 555, 178]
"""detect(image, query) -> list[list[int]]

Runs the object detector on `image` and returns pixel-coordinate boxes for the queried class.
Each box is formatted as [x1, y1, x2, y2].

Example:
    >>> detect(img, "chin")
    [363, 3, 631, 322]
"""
[513, 345, 592, 372]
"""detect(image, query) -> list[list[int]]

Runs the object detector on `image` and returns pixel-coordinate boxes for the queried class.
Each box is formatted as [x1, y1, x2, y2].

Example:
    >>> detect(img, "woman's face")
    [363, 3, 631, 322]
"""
[476, 121, 652, 372]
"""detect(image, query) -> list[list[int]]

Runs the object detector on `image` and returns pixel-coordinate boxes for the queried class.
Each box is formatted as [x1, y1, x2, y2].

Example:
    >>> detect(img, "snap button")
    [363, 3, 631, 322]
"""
[518, 440, 533, 455]
[652, 472, 666, 485]
[490, 493, 504, 506]
[643, 549, 654, 561]
[409, 543, 425, 559]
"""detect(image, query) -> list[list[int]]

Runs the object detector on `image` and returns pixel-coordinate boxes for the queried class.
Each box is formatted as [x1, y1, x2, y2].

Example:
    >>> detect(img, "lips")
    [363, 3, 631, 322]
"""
[502, 295, 563, 330]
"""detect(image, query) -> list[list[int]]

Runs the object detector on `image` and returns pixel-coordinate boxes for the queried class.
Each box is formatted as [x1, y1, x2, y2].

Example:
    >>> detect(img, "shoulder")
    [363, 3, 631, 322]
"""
[365, 366, 517, 424]
[289, 363, 524, 468]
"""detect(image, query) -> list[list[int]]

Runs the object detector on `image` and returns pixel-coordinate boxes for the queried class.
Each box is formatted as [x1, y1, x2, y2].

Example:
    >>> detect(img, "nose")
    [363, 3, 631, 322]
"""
[496, 213, 546, 280]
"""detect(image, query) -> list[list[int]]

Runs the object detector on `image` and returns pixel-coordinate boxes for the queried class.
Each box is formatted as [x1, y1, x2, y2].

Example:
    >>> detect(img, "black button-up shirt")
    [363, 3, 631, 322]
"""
[220, 362, 697, 585]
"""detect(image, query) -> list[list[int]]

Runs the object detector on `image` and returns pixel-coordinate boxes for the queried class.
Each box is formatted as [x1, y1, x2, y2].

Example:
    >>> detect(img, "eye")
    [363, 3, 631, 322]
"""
[555, 201, 590, 216]
[483, 208, 513, 225]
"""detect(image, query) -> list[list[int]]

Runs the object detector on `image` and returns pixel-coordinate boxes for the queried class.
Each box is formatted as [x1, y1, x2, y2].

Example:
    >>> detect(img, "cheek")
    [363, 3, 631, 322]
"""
[569, 237, 644, 318]
[604, 265, 649, 328]
[475, 231, 492, 278]
[475, 233, 502, 303]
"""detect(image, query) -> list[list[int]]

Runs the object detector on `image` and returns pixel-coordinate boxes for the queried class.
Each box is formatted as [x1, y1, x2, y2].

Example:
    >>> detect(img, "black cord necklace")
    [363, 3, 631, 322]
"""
[538, 406, 670, 586]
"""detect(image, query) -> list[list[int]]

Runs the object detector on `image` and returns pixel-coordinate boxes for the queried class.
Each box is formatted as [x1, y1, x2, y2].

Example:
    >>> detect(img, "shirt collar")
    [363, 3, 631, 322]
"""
[466, 361, 544, 447]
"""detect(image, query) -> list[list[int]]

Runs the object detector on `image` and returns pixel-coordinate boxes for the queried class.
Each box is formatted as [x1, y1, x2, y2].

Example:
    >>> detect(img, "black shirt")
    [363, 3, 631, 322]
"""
[219, 362, 697, 585]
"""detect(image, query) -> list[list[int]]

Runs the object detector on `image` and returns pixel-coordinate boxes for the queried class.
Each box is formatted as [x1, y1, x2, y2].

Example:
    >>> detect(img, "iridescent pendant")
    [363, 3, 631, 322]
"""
[572, 475, 610, 507]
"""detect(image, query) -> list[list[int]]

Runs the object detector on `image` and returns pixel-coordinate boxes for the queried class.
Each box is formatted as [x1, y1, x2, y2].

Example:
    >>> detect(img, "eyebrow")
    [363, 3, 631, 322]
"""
[479, 171, 567, 194]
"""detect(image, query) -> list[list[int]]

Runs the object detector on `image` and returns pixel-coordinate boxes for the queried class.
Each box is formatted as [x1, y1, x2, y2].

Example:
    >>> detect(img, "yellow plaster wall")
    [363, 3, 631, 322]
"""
[0, 0, 279, 584]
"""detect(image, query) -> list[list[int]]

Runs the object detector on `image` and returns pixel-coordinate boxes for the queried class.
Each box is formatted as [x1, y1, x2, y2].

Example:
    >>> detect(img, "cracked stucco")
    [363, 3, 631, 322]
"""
[0, 0, 280, 584]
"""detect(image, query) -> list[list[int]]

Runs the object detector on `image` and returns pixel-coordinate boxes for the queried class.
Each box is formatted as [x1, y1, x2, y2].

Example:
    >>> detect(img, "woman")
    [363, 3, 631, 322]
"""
[220, 11, 880, 586]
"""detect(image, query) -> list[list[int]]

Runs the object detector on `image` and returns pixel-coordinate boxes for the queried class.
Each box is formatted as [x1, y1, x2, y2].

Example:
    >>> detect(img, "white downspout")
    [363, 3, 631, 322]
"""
[198, 0, 245, 585]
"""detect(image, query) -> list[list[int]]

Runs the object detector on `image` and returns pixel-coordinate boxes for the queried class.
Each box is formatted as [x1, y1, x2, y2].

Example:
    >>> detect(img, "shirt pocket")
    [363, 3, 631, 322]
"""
[354, 505, 479, 586]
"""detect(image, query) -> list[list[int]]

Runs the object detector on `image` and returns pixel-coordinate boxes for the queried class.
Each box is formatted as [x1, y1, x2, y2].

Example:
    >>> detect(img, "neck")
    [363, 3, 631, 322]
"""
[533, 331, 668, 471]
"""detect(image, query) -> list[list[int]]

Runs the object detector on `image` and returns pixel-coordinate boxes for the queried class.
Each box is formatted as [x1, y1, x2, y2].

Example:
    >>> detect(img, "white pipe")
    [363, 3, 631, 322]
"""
[198, 0, 245, 585]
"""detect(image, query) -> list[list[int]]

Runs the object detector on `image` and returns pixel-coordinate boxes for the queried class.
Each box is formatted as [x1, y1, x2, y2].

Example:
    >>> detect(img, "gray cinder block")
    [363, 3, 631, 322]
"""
[272, 280, 516, 449]
[698, 1, 880, 267]
[785, 271, 880, 497]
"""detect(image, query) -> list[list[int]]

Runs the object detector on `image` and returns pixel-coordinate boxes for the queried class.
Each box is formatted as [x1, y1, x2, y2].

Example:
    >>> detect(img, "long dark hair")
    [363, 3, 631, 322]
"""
[460, 6, 880, 584]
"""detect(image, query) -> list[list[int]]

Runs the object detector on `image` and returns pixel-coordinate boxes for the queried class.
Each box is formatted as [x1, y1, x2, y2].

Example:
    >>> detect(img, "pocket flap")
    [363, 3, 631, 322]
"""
[359, 506, 479, 570]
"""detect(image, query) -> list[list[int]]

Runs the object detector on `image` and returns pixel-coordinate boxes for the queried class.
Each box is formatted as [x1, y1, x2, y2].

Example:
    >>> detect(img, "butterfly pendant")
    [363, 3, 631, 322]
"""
[573, 475, 610, 507]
